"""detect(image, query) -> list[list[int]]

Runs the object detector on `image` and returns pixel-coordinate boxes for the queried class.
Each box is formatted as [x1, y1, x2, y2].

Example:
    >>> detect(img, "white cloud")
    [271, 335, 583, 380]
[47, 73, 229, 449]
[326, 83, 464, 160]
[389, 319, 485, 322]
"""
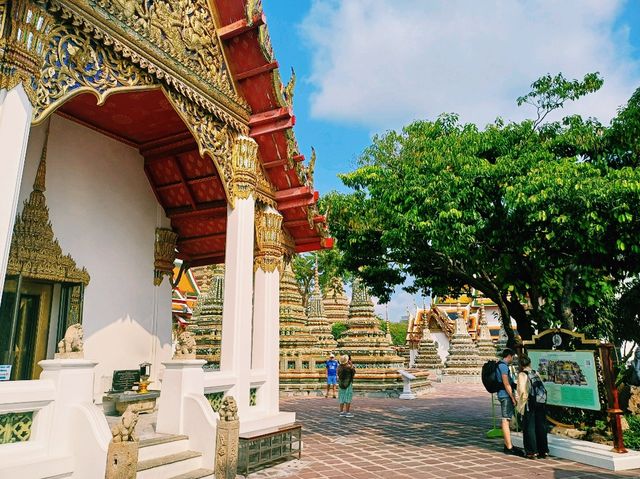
[301, 0, 640, 130]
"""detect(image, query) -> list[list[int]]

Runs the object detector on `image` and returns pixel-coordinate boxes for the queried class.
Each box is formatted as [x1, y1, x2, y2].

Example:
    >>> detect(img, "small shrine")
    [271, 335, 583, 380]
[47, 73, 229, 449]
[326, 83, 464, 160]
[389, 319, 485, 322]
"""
[475, 305, 498, 363]
[187, 264, 225, 369]
[279, 263, 324, 394]
[323, 277, 350, 324]
[337, 279, 430, 396]
[441, 315, 482, 383]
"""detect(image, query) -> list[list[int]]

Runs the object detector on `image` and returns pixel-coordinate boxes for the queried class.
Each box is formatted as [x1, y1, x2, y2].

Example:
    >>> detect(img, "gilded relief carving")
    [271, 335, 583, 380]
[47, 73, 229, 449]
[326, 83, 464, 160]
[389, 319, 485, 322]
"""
[154, 227, 178, 286]
[254, 205, 283, 274]
[7, 123, 90, 286]
[33, 20, 156, 122]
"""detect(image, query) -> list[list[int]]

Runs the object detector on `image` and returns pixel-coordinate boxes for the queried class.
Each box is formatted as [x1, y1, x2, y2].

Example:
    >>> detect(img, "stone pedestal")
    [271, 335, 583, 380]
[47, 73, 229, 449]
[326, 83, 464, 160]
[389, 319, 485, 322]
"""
[156, 359, 206, 435]
[105, 441, 138, 479]
[215, 419, 239, 479]
[398, 370, 417, 400]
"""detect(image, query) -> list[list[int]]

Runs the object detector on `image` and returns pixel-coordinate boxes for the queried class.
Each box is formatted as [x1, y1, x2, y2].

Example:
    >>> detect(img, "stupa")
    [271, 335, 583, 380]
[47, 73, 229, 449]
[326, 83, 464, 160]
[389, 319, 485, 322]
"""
[415, 325, 444, 372]
[306, 260, 338, 355]
[323, 277, 349, 324]
[475, 305, 497, 364]
[279, 262, 324, 394]
[496, 323, 509, 356]
[337, 279, 431, 396]
[441, 313, 482, 383]
[187, 264, 224, 369]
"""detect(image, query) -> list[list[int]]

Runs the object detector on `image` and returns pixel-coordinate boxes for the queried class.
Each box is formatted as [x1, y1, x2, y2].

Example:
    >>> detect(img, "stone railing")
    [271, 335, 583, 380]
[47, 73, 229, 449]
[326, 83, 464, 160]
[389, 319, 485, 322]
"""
[0, 360, 111, 478]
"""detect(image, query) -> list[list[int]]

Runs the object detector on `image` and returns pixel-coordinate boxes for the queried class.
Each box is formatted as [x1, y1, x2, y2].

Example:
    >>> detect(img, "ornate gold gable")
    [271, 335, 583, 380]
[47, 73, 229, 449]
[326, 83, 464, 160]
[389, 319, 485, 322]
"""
[7, 126, 90, 285]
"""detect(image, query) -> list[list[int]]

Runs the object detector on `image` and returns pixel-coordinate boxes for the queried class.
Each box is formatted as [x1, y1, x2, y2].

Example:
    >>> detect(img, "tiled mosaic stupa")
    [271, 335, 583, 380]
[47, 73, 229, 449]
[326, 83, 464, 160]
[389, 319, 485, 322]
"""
[496, 323, 509, 356]
[187, 264, 224, 369]
[306, 262, 338, 355]
[323, 277, 349, 324]
[279, 262, 324, 394]
[476, 305, 498, 363]
[337, 279, 431, 396]
[441, 312, 482, 383]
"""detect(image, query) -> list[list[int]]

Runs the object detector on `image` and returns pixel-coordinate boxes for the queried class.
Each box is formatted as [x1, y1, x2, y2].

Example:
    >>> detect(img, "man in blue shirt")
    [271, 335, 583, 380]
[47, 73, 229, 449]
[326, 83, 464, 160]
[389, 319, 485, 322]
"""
[325, 353, 338, 398]
[497, 348, 522, 456]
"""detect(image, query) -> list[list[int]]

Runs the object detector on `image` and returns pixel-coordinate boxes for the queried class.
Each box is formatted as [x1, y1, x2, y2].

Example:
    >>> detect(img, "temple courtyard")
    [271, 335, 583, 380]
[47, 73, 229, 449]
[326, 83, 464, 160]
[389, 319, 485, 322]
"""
[244, 384, 639, 479]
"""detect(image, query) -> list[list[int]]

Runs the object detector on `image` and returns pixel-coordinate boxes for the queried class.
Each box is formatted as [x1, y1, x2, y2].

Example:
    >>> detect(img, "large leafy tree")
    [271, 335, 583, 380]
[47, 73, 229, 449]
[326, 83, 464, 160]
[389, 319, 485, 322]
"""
[325, 74, 640, 347]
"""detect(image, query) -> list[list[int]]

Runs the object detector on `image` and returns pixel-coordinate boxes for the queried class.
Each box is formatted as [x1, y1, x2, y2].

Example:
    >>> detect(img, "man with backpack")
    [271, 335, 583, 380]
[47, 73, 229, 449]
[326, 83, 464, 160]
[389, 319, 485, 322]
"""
[516, 355, 549, 459]
[496, 348, 522, 455]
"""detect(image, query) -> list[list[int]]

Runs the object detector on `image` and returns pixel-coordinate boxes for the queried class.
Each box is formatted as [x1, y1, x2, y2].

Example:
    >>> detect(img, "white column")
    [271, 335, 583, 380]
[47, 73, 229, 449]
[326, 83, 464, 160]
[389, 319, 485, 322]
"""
[252, 267, 281, 416]
[220, 196, 255, 418]
[0, 85, 32, 302]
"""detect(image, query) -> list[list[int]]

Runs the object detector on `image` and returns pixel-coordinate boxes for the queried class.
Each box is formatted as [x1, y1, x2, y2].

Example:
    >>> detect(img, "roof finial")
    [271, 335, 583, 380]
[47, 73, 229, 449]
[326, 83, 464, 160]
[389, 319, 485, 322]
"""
[34, 119, 51, 193]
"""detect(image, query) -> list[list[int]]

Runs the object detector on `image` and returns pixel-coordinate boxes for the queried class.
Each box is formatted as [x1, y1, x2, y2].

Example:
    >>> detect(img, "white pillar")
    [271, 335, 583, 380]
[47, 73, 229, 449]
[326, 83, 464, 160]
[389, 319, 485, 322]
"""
[0, 85, 32, 302]
[220, 196, 255, 418]
[252, 267, 281, 416]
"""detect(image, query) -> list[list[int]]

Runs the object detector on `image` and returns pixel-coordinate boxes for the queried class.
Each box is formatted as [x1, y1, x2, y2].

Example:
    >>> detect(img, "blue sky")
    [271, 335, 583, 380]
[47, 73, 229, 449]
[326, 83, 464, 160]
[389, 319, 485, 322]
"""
[263, 0, 640, 319]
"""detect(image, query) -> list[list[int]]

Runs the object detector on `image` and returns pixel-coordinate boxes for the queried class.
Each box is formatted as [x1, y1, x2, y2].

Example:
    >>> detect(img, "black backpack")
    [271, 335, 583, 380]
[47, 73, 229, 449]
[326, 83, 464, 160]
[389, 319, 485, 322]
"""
[481, 360, 504, 393]
[527, 370, 547, 404]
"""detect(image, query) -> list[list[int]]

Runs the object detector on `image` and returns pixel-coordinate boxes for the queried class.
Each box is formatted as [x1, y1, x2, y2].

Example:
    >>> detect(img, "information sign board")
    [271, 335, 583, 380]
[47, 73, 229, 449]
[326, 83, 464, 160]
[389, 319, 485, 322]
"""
[527, 350, 600, 411]
[0, 364, 12, 381]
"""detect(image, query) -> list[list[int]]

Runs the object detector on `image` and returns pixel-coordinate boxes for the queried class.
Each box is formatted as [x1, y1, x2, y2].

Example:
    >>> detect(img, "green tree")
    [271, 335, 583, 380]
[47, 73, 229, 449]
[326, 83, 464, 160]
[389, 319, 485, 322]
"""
[331, 322, 348, 341]
[291, 248, 352, 307]
[325, 73, 640, 347]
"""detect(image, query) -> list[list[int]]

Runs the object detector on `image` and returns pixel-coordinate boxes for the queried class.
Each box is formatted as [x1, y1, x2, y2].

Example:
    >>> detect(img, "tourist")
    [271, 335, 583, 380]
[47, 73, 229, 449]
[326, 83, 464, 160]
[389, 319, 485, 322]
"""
[338, 354, 355, 418]
[325, 353, 338, 398]
[516, 355, 549, 459]
[497, 348, 522, 456]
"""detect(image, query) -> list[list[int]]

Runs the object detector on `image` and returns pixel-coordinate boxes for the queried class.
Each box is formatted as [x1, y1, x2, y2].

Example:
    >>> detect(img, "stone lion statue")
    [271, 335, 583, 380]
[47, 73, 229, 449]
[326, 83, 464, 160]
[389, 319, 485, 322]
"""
[57, 323, 84, 354]
[111, 407, 139, 443]
[175, 329, 196, 357]
[219, 396, 238, 422]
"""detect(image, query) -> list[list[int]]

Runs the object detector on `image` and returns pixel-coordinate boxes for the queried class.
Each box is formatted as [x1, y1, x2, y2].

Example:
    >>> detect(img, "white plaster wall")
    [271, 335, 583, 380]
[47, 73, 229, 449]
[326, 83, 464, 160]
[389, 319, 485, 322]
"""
[432, 331, 449, 363]
[20, 116, 173, 400]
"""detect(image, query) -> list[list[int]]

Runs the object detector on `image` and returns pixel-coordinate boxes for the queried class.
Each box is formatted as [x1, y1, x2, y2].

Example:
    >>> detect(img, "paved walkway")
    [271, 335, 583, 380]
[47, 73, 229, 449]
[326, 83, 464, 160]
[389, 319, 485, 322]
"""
[245, 383, 640, 479]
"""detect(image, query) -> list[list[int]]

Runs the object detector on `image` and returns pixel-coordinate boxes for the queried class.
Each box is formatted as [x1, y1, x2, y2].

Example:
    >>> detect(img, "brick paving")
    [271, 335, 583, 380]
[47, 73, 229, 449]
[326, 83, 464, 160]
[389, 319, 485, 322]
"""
[243, 383, 640, 479]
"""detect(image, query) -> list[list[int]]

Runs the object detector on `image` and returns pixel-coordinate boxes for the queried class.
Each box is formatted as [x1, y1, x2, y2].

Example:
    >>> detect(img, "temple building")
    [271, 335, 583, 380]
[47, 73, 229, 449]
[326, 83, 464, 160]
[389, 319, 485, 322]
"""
[279, 262, 324, 394]
[441, 316, 482, 383]
[0, 1, 332, 476]
[323, 277, 350, 324]
[337, 279, 431, 396]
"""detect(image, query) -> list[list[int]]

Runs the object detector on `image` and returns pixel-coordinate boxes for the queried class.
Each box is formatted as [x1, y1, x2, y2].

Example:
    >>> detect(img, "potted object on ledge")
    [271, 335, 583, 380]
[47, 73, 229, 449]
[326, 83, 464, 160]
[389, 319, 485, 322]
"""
[137, 362, 152, 394]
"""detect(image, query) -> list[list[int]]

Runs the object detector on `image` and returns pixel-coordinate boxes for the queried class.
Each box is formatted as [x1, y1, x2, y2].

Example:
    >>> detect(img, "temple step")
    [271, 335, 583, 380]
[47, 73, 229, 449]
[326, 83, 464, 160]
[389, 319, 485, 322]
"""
[138, 434, 190, 462]
[137, 450, 203, 479]
[168, 468, 214, 479]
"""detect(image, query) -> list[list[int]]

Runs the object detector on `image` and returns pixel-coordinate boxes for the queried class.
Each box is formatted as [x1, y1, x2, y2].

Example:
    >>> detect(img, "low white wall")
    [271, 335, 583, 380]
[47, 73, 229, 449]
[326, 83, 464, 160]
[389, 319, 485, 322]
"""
[21, 117, 173, 399]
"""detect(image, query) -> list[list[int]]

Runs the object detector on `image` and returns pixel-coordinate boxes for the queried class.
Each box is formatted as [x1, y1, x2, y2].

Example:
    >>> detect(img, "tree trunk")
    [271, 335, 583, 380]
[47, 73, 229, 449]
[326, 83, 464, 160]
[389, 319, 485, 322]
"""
[495, 295, 516, 349]
[505, 295, 535, 341]
[557, 267, 577, 330]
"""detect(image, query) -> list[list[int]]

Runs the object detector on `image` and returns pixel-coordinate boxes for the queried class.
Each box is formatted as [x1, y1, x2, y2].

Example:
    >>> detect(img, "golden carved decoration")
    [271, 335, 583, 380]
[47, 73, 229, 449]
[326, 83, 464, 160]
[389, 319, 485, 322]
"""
[0, 0, 51, 104]
[7, 124, 90, 286]
[255, 163, 277, 208]
[154, 227, 178, 286]
[0, 411, 33, 444]
[231, 135, 259, 204]
[39, 0, 249, 129]
[33, 20, 156, 122]
[254, 205, 283, 273]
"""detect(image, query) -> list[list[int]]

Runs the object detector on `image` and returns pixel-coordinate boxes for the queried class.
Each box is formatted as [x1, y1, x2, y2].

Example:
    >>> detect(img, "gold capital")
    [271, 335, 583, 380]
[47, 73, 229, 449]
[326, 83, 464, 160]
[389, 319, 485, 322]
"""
[254, 205, 283, 273]
[0, 0, 50, 103]
[154, 228, 178, 286]
[230, 135, 259, 203]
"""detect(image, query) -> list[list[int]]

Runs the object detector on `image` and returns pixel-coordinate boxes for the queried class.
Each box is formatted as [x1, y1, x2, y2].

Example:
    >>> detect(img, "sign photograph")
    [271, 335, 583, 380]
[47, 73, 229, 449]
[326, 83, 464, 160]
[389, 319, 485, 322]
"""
[527, 350, 601, 411]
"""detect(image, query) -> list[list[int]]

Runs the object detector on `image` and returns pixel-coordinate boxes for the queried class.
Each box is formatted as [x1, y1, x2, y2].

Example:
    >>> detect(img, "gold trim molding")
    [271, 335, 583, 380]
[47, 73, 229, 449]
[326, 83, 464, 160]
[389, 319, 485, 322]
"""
[154, 227, 178, 286]
[7, 125, 90, 285]
[230, 135, 259, 205]
[254, 205, 283, 273]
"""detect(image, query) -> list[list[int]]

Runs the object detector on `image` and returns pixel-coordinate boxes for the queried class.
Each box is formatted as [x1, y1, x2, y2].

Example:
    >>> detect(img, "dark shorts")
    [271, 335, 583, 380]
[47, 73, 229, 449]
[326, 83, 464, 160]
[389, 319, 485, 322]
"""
[498, 396, 514, 420]
[327, 375, 337, 385]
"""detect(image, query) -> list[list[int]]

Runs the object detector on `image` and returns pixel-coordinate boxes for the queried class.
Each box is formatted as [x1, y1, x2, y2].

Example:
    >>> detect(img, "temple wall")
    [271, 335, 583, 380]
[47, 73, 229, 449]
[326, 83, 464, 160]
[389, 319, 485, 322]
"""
[432, 331, 449, 363]
[20, 115, 173, 400]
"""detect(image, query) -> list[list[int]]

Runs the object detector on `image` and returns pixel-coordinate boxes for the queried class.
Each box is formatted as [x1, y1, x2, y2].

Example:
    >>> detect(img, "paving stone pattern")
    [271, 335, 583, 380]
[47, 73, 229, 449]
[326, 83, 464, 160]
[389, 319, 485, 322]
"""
[242, 383, 640, 479]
